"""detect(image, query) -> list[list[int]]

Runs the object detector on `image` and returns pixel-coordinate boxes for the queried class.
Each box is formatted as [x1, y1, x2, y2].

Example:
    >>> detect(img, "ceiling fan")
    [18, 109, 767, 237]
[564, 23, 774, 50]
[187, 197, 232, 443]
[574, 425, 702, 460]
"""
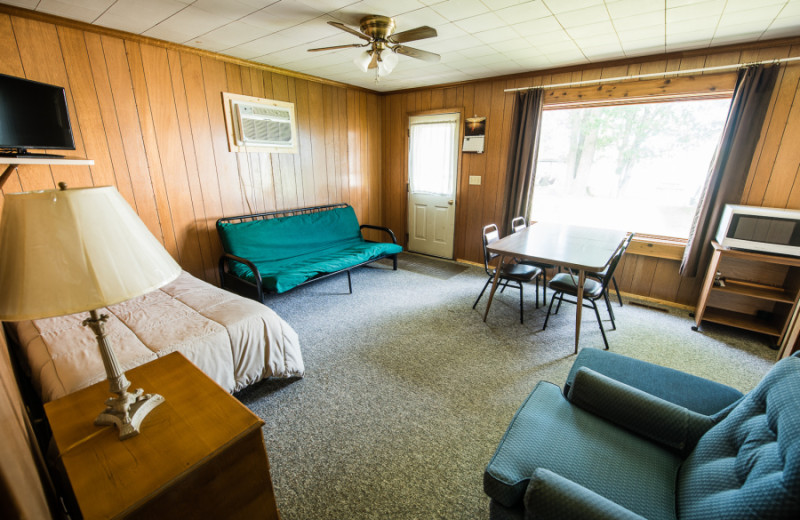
[309, 15, 440, 79]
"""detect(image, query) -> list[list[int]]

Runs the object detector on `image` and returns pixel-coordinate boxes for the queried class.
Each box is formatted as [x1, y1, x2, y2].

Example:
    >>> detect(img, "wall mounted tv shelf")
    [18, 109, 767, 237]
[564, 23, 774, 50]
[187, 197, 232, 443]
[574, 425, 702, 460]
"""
[0, 157, 94, 189]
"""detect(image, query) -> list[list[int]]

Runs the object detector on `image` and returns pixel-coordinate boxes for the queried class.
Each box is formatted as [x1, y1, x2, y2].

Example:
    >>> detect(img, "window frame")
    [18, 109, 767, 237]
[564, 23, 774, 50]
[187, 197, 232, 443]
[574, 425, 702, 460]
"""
[532, 72, 737, 255]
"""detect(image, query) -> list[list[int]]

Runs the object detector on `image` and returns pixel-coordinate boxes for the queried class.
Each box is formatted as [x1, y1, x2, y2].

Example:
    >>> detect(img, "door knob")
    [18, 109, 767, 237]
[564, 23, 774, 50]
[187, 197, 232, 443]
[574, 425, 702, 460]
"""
[448, 200, 454, 205]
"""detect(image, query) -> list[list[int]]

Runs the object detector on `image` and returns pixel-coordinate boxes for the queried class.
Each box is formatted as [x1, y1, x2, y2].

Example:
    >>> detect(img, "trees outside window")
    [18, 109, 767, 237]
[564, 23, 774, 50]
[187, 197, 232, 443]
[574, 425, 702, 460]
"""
[531, 98, 731, 239]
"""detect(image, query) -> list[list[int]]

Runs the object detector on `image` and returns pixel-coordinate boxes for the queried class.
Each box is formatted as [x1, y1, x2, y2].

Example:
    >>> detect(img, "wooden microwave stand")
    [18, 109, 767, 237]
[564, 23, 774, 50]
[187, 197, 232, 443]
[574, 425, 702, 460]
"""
[44, 352, 281, 520]
[694, 241, 800, 357]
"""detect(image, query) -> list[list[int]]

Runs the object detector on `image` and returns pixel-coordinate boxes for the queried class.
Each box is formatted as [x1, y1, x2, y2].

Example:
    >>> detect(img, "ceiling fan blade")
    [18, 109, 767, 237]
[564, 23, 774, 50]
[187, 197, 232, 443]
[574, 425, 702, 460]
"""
[368, 51, 379, 69]
[388, 26, 437, 44]
[327, 21, 372, 42]
[395, 45, 441, 62]
[308, 43, 367, 52]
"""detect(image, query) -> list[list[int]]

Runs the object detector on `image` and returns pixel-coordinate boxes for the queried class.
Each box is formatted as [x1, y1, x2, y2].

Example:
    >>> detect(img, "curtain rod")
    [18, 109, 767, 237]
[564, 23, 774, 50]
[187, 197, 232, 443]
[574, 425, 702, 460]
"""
[504, 55, 800, 93]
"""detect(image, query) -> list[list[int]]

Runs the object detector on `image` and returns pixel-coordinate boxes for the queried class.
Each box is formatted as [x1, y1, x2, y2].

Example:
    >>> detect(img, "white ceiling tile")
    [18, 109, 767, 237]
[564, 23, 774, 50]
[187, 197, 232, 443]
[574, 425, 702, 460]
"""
[94, 0, 192, 34]
[526, 28, 573, 44]
[430, 0, 490, 21]
[36, 0, 117, 24]
[606, 0, 666, 18]
[542, 0, 604, 15]
[711, 31, 765, 45]
[567, 21, 616, 39]
[724, 0, 786, 13]
[0, 0, 42, 8]
[767, 13, 800, 30]
[556, 5, 610, 28]
[433, 22, 470, 40]
[714, 22, 769, 38]
[502, 47, 543, 61]
[193, 20, 275, 50]
[720, 6, 784, 27]
[423, 35, 483, 52]
[666, 1, 726, 23]
[454, 12, 507, 33]
[491, 39, 533, 53]
[618, 25, 665, 43]
[244, 1, 326, 31]
[144, 6, 235, 42]
[454, 45, 499, 58]
[392, 7, 449, 29]
[623, 44, 667, 57]
[512, 15, 563, 35]
[538, 49, 585, 63]
[781, 0, 800, 17]
[474, 26, 518, 43]
[667, 15, 719, 35]
[612, 11, 665, 31]
[191, 0, 268, 19]
[534, 39, 581, 54]
[495, 1, 551, 24]
[667, 30, 715, 45]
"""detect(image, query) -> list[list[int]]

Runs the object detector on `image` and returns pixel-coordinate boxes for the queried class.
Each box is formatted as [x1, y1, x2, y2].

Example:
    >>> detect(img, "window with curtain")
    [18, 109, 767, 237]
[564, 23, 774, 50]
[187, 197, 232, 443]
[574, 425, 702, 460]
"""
[530, 97, 732, 238]
[408, 113, 459, 196]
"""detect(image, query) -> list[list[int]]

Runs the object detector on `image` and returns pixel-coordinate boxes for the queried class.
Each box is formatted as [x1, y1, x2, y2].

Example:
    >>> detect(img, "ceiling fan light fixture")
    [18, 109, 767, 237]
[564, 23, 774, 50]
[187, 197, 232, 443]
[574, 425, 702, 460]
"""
[377, 49, 399, 76]
[354, 49, 373, 72]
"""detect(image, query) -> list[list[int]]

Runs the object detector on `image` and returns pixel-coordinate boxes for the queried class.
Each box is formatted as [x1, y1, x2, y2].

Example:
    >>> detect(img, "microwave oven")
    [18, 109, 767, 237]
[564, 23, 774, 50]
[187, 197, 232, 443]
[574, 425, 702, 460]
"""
[716, 204, 800, 256]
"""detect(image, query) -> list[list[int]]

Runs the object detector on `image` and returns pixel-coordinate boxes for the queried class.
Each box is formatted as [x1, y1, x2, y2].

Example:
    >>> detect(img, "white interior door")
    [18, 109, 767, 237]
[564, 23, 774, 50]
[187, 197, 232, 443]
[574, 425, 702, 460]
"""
[407, 113, 459, 259]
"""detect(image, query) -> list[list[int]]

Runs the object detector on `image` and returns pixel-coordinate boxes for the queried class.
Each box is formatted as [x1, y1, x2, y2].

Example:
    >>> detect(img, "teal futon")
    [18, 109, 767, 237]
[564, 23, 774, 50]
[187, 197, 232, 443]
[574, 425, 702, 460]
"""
[217, 203, 401, 301]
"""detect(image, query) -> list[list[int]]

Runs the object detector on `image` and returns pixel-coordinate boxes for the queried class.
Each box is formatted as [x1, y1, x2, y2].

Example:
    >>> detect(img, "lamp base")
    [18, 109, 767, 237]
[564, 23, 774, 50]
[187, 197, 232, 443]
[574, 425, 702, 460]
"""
[95, 388, 164, 440]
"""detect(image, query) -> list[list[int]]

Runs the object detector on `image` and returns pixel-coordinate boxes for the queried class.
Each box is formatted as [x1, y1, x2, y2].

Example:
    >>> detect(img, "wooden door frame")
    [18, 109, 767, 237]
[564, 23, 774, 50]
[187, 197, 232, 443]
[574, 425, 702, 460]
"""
[404, 107, 465, 250]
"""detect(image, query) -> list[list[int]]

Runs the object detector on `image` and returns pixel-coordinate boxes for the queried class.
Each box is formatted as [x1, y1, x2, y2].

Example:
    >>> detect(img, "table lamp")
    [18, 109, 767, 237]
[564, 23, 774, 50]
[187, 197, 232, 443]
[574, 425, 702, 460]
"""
[0, 183, 181, 440]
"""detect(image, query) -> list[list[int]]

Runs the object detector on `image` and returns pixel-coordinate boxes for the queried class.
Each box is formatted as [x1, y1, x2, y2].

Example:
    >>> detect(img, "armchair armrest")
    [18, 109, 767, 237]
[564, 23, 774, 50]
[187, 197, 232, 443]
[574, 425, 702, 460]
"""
[218, 253, 264, 301]
[568, 367, 716, 454]
[360, 224, 398, 244]
[524, 468, 646, 520]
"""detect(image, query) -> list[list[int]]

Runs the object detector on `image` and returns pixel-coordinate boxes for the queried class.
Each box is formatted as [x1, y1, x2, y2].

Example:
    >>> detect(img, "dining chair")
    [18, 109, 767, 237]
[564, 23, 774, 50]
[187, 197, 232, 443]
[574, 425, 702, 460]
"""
[473, 224, 543, 323]
[510, 216, 556, 305]
[541, 240, 627, 349]
[586, 232, 634, 307]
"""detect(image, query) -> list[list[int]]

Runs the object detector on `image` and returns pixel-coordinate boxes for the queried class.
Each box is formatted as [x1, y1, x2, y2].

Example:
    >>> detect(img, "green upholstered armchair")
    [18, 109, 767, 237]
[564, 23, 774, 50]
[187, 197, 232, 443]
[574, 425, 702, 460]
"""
[484, 349, 800, 520]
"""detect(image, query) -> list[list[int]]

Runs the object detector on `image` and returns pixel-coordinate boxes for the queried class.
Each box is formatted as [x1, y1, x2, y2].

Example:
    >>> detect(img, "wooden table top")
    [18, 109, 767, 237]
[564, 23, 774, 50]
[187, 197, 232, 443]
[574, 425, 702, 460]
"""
[45, 352, 264, 520]
[488, 222, 627, 272]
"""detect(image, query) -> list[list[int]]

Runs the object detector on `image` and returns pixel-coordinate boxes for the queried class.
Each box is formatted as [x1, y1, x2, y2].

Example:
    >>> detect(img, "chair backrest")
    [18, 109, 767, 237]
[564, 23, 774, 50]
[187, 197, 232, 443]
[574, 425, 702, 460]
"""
[481, 224, 501, 275]
[510, 217, 527, 234]
[677, 354, 800, 519]
[597, 235, 632, 288]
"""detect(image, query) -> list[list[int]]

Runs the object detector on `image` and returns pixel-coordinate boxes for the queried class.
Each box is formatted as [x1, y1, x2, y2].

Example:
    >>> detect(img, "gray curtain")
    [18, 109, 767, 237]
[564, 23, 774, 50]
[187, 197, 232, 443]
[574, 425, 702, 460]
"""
[680, 64, 780, 278]
[502, 89, 544, 234]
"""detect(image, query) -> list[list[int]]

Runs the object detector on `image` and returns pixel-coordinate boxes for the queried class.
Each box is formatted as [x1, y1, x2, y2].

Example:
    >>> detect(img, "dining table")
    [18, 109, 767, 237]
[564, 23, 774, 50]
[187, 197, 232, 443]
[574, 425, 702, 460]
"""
[482, 221, 627, 353]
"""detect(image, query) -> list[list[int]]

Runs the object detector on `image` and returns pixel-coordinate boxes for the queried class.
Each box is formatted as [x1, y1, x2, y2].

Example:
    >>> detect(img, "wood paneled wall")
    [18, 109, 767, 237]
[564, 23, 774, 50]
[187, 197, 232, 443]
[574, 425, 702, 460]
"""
[0, 12, 382, 285]
[381, 41, 800, 307]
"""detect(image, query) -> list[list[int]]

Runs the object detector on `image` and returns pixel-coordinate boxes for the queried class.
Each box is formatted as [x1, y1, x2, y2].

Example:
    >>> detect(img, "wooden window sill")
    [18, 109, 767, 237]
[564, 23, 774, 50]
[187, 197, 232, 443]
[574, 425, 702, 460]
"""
[627, 236, 686, 261]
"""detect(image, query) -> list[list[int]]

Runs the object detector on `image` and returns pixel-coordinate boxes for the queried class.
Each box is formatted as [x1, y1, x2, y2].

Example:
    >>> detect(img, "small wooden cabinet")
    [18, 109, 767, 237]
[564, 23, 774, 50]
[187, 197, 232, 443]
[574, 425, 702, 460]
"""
[694, 241, 800, 353]
[44, 352, 281, 520]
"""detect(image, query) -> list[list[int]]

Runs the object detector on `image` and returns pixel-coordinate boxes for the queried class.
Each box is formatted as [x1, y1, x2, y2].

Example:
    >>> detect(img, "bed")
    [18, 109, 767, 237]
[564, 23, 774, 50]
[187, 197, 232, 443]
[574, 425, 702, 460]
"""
[6, 271, 304, 402]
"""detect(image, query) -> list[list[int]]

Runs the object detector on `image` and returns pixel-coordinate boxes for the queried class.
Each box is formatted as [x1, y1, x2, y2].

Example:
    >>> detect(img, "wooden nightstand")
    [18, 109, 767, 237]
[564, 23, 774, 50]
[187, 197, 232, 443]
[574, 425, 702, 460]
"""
[44, 352, 281, 519]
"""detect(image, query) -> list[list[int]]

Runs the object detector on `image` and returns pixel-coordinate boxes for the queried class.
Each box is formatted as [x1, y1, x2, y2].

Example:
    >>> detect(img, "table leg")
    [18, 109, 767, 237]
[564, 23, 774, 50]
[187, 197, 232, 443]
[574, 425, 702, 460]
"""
[574, 270, 585, 354]
[483, 256, 505, 322]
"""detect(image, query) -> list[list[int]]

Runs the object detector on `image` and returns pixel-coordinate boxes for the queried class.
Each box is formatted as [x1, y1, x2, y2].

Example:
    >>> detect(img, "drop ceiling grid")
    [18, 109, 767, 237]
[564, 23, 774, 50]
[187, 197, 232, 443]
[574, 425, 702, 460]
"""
[3, 0, 799, 92]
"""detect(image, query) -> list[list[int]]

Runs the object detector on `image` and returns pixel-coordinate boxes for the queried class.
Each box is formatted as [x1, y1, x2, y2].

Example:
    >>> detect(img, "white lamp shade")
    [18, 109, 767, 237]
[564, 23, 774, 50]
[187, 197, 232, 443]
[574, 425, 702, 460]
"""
[0, 186, 181, 321]
[378, 50, 399, 76]
[354, 50, 373, 72]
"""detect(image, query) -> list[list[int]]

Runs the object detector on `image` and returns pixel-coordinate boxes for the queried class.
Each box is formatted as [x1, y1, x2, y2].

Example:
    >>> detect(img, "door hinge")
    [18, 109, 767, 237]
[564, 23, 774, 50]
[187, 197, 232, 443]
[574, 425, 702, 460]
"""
[406, 182, 409, 193]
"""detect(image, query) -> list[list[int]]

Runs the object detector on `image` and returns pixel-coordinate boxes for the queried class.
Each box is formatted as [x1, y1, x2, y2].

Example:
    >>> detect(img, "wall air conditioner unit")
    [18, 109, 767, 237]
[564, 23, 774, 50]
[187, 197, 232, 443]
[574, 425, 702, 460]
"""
[222, 92, 298, 154]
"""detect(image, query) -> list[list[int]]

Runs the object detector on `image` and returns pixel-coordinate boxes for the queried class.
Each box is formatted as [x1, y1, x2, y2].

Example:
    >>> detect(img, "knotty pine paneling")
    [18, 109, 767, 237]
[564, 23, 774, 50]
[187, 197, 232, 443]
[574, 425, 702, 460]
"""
[382, 42, 800, 307]
[0, 13, 383, 285]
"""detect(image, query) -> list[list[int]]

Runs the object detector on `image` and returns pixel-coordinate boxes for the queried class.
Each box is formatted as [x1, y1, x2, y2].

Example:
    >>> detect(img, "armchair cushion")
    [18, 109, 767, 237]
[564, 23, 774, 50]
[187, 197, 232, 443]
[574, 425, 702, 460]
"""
[565, 348, 744, 415]
[523, 468, 647, 520]
[483, 381, 681, 520]
[568, 367, 717, 455]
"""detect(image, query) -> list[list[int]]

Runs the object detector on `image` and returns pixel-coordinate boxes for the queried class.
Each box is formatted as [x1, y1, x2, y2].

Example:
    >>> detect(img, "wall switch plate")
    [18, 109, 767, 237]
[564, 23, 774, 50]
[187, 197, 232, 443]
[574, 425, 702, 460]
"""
[469, 176, 481, 185]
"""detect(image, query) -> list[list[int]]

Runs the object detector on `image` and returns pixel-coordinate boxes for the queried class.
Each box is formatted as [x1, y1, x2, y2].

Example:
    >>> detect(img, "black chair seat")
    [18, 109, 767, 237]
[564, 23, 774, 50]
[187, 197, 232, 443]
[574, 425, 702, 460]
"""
[548, 273, 604, 299]
[499, 263, 541, 282]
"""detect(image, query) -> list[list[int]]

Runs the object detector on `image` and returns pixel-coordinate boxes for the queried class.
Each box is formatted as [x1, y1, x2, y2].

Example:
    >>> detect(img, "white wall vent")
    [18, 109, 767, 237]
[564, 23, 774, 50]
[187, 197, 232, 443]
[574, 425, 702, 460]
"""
[223, 92, 298, 154]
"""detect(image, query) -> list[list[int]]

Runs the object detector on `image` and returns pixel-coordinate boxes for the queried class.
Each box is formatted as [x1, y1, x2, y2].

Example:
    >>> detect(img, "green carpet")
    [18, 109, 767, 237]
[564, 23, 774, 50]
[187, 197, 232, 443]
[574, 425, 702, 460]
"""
[237, 252, 775, 520]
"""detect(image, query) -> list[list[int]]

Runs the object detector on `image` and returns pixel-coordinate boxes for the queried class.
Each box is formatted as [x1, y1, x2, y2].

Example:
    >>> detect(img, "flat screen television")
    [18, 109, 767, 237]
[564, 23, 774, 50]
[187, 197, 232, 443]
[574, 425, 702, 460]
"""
[0, 73, 75, 157]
